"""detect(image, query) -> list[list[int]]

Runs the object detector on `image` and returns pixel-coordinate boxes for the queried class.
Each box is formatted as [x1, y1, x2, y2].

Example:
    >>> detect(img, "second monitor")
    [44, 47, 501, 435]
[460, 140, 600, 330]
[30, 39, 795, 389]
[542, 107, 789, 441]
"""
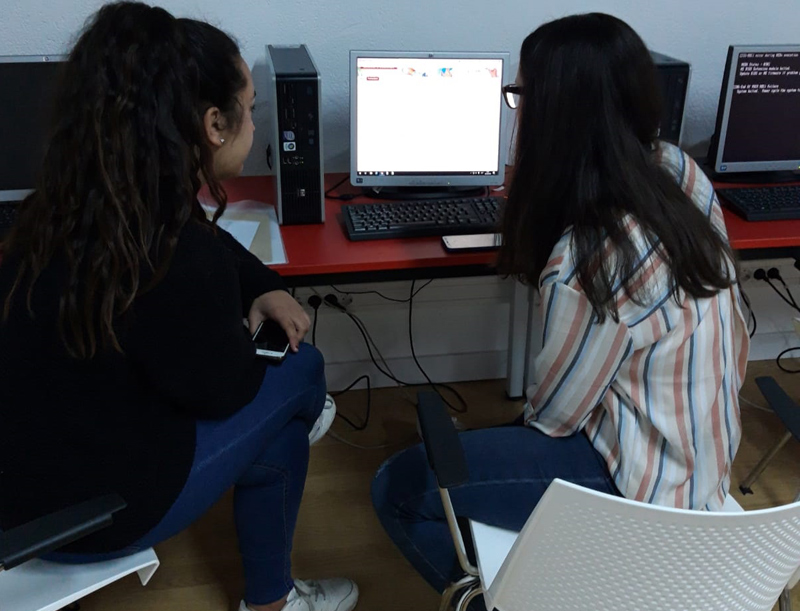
[708, 44, 800, 178]
[349, 50, 510, 196]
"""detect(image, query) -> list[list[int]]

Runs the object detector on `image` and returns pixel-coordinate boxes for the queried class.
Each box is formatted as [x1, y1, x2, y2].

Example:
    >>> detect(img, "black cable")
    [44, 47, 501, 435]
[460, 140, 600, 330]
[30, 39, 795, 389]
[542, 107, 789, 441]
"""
[780, 278, 800, 309]
[331, 374, 371, 431]
[323, 293, 422, 386]
[324, 175, 349, 198]
[324, 291, 467, 413]
[346, 311, 411, 385]
[756, 268, 800, 312]
[330, 284, 410, 303]
[330, 280, 433, 304]
[740, 287, 757, 338]
[312, 308, 319, 346]
[324, 176, 366, 201]
[340, 286, 467, 411]
[346, 310, 404, 379]
[408, 280, 468, 413]
[769, 268, 800, 310]
[765, 278, 800, 312]
[777, 347, 800, 373]
[324, 295, 411, 385]
[346, 299, 467, 411]
[307, 294, 322, 347]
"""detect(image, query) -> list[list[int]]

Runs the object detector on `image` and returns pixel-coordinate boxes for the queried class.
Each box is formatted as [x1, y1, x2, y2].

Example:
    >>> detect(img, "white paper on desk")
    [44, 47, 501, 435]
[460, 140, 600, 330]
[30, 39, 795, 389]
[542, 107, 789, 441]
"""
[204, 201, 288, 266]
[263, 206, 288, 265]
[218, 219, 259, 251]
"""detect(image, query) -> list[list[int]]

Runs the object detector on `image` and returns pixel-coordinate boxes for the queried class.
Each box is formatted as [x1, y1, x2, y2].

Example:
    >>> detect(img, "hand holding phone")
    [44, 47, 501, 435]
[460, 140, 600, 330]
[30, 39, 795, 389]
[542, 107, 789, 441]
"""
[252, 319, 291, 361]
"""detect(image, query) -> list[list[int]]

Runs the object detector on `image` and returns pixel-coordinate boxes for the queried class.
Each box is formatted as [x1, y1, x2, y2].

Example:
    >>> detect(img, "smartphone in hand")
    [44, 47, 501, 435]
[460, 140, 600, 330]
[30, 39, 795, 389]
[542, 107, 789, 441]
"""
[252, 319, 290, 361]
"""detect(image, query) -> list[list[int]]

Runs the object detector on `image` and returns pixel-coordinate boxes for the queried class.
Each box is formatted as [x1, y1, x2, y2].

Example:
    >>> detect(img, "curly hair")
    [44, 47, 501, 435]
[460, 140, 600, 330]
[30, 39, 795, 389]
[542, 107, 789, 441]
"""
[2, 2, 247, 358]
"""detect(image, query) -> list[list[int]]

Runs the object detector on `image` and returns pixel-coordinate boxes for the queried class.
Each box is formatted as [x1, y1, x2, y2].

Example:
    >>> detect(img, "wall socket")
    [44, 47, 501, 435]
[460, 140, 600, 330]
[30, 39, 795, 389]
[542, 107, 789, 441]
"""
[296, 290, 353, 309]
[334, 293, 353, 308]
[739, 258, 800, 284]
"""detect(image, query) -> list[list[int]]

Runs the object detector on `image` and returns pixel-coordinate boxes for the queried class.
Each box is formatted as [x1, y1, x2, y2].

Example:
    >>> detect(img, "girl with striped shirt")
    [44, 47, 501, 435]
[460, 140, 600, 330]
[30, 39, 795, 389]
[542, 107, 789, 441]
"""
[371, 12, 749, 597]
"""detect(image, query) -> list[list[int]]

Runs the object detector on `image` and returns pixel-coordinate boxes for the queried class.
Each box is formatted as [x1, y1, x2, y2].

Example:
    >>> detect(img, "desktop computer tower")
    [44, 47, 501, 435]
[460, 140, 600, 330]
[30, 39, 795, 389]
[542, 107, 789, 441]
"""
[651, 51, 690, 145]
[266, 44, 324, 225]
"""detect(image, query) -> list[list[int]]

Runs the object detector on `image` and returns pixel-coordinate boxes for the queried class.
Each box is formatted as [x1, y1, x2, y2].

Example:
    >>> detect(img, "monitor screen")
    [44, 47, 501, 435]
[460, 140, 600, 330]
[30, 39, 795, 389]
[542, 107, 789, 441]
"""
[0, 56, 64, 201]
[350, 51, 509, 188]
[712, 45, 800, 174]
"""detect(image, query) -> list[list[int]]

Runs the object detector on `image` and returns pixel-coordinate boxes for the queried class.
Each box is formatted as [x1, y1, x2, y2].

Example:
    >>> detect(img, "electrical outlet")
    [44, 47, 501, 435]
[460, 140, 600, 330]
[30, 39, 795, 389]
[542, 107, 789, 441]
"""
[739, 258, 800, 285]
[338, 294, 353, 308]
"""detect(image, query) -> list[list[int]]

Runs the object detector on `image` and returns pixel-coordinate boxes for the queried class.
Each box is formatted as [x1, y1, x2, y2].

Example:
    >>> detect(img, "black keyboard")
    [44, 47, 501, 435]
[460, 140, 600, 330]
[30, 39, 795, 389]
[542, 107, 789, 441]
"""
[0, 202, 18, 237]
[342, 196, 502, 241]
[717, 186, 800, 221]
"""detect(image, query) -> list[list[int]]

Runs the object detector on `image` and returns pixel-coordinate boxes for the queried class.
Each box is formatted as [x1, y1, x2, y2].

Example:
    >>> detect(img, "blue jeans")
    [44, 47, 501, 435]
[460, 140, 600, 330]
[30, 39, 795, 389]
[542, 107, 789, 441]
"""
[371, 425, 618, 593]
[51, 343, 326, 606]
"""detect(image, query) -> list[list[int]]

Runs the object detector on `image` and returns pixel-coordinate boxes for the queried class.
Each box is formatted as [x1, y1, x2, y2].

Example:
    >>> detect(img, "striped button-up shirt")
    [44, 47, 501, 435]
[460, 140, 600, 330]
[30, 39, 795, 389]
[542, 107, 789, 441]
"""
[524, 142, 749, 511]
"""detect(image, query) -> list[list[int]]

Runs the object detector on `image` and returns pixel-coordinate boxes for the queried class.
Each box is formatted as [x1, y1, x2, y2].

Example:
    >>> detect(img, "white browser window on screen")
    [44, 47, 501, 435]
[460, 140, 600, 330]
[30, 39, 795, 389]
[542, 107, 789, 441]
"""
[356, 57, 503, 175]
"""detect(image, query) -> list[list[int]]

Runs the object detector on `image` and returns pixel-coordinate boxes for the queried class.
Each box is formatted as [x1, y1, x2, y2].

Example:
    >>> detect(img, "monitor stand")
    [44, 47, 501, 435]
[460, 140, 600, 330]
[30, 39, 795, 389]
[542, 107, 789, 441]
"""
[363, 186, 487, 201]
[699, 157, 800, 184]
[707, 169, 800, 184]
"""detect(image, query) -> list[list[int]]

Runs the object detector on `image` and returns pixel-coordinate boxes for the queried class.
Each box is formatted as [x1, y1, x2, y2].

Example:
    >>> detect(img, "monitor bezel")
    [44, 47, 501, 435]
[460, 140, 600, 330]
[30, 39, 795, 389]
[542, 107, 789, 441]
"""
[0, 54, 66, 202]
[349, 50, 510, 188]
[712, 44, 800, 175]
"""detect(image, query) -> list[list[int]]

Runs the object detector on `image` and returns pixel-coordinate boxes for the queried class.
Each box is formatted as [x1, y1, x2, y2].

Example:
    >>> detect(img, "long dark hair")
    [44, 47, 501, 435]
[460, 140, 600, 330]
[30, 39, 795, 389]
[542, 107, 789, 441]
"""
[498, 13, 735, 321]
[2, 2, 246, 358]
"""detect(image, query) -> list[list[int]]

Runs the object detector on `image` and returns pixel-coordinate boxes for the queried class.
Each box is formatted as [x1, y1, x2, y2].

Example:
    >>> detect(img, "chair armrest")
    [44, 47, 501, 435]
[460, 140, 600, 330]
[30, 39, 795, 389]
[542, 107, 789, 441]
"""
[0, 493, 126, 570]
[756, 376, 800, 441]
[417, 391, 468, 489]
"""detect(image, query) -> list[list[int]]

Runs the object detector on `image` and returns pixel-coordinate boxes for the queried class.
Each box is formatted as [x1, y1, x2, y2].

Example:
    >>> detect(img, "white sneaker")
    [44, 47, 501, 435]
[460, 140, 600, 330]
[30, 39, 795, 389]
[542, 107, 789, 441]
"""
[239, 578, 358, 611]
[308, 394, 336, 446]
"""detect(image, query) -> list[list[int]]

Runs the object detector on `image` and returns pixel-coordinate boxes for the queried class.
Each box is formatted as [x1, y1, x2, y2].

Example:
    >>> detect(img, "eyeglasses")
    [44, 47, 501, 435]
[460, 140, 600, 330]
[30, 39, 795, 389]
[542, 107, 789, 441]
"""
[502, 83, 523, 109]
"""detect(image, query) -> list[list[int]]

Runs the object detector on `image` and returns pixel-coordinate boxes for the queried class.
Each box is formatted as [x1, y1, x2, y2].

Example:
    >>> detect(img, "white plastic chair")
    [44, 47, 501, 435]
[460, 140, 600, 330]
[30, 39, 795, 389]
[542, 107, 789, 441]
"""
[0, 494, 159, 611]
[416, 391, 800, 611]
[469, 480, 800, 611]
[0, 548, 159, 611]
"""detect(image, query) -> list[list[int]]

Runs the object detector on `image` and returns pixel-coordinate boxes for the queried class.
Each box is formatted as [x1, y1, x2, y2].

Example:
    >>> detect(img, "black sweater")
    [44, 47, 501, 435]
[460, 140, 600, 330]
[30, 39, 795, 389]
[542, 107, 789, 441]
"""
[0, 217, 284, 552]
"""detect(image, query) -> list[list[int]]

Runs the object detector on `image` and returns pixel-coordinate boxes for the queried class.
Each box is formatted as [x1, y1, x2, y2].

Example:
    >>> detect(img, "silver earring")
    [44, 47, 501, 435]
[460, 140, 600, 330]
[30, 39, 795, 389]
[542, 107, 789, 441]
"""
[220, 138, 225, 144]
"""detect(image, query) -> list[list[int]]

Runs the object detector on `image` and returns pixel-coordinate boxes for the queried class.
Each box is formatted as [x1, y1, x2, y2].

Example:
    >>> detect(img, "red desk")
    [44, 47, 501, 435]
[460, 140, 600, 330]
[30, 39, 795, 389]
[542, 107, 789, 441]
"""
[723, 208, 800, 251]
[715, 179, 800, 251]
[218, 174, 525, 395]
[222, 177, 800, 273]
[220, 175, 498, 285]
[220, 174, 800, 399]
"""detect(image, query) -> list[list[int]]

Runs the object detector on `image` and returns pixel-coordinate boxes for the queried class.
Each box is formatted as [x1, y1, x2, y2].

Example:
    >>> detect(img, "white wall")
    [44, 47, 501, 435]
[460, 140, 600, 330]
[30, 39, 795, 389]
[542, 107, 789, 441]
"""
[3, 1, 799, 390]
[3, 0, 800, 172]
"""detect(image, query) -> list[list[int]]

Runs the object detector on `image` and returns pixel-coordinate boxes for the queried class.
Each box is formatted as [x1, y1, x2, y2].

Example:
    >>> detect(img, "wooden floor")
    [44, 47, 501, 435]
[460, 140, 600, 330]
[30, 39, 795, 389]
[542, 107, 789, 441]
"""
[78, 360, 800, 611]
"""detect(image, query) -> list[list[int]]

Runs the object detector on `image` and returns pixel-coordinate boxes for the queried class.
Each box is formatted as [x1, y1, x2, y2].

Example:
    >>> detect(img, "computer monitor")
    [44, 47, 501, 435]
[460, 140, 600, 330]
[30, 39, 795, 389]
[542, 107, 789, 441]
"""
[0, 55, 65, 202]
[349, 50, 510, 191]
[709, 45, 800, 175]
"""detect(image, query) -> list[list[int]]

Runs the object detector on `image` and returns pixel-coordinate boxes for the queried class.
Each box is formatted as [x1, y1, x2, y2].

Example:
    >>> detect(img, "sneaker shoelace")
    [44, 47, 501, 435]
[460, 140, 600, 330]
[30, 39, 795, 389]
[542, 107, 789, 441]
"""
[293, 579, 326, 608]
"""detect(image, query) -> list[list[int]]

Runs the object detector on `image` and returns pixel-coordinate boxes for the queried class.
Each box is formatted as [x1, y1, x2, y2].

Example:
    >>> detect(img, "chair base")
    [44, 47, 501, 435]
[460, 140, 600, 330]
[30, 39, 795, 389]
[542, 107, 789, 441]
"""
[441, 575, 481, 611]
[455, 583, 484, 611]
